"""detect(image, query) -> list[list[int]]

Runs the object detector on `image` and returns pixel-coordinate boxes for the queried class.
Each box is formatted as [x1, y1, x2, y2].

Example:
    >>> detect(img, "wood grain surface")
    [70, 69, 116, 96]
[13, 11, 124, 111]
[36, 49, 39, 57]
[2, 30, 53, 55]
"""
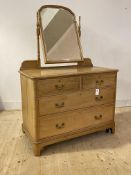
[19, 66, 118, 79]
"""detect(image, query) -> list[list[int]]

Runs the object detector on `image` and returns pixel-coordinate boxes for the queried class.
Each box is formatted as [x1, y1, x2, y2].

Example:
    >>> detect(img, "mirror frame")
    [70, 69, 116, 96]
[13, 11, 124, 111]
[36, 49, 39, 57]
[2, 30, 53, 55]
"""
[37, 5, 83, 64]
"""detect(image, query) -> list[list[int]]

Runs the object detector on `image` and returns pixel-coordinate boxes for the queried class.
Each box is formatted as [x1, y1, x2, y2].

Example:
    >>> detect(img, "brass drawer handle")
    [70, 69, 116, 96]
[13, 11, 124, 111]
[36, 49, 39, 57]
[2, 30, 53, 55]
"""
[95, 96, 103, 101]
[96, 80, 104, 85]
[55, 102, 64, 108]
[96, 80, 99, 84]
[100, 80, 104, 84]
[56, 123, 65, 129]
[55, 84, 64, 90]
[94, 115, 102, 120]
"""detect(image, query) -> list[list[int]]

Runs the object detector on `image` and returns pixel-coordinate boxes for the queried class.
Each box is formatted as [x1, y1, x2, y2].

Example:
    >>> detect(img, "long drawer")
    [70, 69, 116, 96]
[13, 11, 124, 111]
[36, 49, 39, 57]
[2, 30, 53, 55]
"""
[83, 73, 116, 89]
[37, 76, 80, 97]
[38, 105, 114, 139]
[38, 87, 115, 116]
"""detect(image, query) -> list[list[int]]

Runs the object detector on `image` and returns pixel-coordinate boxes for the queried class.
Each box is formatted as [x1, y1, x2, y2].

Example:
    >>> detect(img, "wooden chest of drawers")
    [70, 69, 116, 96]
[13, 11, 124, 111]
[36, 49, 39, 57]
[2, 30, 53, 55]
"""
[20, 66, 118, 156]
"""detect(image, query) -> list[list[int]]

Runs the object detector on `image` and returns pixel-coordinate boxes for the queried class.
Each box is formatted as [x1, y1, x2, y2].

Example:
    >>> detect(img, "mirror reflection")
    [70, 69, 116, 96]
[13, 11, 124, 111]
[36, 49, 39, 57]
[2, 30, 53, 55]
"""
[39, 7, 83, 63]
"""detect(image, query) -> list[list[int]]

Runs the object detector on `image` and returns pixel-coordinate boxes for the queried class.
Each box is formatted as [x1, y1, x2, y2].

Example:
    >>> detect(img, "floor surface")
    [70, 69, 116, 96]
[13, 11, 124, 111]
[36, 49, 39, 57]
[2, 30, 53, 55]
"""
[0, 107, 131, 175]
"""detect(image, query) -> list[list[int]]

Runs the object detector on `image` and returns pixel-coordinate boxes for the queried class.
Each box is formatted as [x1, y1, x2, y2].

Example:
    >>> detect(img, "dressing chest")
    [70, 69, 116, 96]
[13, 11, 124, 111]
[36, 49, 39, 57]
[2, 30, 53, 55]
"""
[19, 5, 118, 156]
[20, 64, 117, 156]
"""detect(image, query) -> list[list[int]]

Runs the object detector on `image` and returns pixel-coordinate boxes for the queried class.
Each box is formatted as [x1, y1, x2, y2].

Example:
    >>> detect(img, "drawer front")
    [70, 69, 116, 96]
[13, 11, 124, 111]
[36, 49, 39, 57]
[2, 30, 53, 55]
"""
[83, 73, 116, 89]
[37, 76, 80, 97]
[38, 87, 115, 116]
[38, 105, 114, 139]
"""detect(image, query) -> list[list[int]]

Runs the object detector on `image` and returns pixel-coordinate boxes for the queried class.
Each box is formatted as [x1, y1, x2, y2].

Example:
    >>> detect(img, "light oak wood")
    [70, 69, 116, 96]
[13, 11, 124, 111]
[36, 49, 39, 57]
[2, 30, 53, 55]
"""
[37, 76, 80, 97]
[38, 87, 115, 116]
[20, 60, 40, 70]
[20, 65, 117, 156]
[78, 58, 93, 67]
[19, 66, 118, 79]
[83, 73, 116, 89]
[38, 105, 114, 139]
[20, 75, 38, 141]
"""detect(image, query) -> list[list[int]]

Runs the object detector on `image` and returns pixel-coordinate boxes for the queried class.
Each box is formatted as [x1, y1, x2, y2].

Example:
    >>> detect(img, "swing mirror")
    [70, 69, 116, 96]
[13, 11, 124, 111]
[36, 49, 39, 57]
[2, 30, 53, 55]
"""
[37, 5, 83, 64]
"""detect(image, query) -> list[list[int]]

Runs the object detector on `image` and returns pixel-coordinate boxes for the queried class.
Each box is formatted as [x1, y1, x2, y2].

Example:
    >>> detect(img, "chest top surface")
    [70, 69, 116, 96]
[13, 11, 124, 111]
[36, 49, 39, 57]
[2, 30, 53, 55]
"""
[19, 66, 118, 79]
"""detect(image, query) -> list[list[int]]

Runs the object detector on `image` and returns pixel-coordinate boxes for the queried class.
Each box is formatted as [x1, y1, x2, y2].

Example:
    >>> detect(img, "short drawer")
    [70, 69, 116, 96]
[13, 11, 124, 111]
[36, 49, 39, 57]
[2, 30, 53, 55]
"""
[83, 73, 116, 89]
[38, 105, 114, 139]
[38, 87, 115, 116]
[37, 76, 80, 97]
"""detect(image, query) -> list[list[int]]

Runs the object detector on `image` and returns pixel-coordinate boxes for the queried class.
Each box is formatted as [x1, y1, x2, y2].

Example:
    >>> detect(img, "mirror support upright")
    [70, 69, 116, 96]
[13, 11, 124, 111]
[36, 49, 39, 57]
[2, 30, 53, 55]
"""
[36, 12, 40, 66]
[78, 16, 81, 37]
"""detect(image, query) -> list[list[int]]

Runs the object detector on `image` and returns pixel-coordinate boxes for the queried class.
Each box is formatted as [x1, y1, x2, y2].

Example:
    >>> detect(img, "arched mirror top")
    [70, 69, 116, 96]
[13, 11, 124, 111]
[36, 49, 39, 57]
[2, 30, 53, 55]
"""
[37, 5, 83, 64]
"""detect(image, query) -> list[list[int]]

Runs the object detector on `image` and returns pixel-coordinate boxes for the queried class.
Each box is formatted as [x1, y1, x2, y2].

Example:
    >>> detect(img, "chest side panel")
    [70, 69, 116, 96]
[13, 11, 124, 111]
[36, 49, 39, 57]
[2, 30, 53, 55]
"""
[20, 75, 38, 140]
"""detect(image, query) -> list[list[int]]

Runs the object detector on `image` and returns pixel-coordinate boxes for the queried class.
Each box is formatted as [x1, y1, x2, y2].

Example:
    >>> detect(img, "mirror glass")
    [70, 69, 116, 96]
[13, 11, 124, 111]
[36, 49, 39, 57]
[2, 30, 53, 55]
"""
[39, 7, 83, 63]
